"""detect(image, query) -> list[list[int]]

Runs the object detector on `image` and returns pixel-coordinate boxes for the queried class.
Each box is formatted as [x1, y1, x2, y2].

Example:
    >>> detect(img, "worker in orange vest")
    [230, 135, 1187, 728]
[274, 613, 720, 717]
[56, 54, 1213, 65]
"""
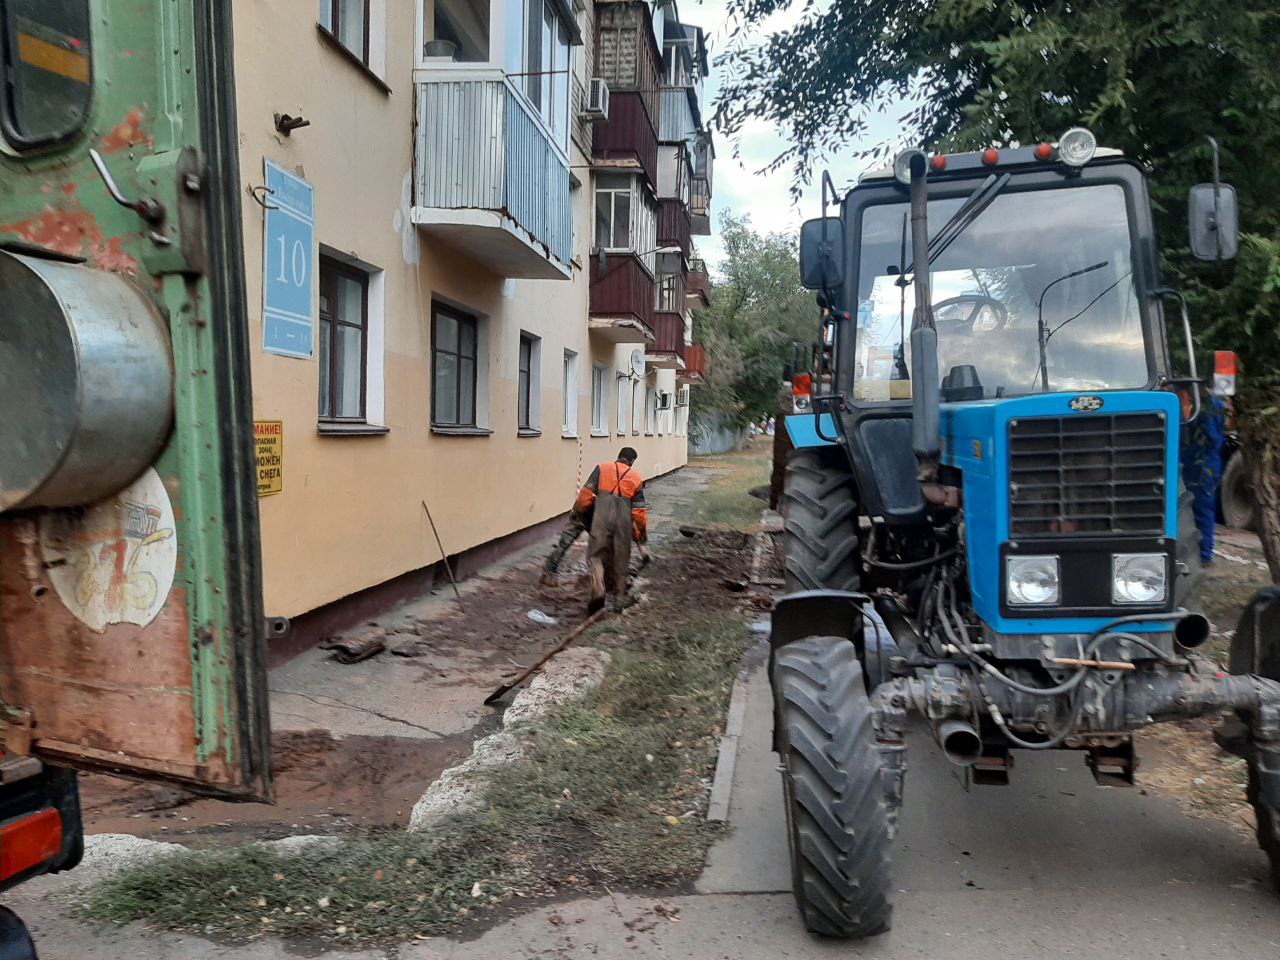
[574, 447, 648, 612]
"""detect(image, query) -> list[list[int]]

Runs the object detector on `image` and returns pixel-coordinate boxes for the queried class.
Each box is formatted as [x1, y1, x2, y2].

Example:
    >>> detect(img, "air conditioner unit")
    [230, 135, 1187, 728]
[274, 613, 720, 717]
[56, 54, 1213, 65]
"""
[676, 387, 689, 407]
[583, 78, 610, 121]
[657, 392, 673, 410]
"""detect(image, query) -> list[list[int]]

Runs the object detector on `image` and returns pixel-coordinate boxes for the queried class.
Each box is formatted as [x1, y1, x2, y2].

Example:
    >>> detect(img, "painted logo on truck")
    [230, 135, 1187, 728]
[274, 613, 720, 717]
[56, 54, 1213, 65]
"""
[39, 468, 177, 632]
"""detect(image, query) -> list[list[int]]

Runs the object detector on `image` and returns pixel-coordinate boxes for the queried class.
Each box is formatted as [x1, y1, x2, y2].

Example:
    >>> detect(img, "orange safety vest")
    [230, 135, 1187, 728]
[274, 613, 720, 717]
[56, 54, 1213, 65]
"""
[574, 461, 648, 541]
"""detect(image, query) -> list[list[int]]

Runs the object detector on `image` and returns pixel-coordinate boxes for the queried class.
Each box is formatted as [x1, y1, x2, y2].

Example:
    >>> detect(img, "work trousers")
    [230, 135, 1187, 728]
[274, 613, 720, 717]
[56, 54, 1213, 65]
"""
[588, 492, 633, 606]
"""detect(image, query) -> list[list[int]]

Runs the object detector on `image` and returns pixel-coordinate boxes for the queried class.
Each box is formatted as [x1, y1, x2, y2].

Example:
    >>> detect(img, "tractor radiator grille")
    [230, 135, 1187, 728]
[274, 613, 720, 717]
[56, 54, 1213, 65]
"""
[1008, 412, 1167, 538]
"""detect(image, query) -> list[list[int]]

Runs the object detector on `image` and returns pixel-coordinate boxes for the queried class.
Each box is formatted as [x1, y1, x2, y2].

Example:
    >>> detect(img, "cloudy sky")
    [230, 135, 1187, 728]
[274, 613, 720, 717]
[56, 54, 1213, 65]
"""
[686, 0, 910, 271]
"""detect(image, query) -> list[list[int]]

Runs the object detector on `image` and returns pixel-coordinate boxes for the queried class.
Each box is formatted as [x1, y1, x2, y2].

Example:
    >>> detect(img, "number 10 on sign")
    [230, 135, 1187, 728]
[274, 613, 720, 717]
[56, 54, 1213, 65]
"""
[262, 160, 315, 359]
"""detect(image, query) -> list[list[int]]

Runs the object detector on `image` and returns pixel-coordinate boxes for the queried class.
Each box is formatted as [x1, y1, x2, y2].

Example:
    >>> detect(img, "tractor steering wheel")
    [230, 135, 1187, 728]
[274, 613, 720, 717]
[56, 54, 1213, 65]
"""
[932, 294, 1009, 332]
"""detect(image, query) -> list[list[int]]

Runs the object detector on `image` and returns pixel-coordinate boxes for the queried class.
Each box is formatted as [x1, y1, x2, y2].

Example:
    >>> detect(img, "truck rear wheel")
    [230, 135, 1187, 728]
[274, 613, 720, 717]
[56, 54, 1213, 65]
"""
[781, 448, 860, 593]
[772, 636, 892, 938]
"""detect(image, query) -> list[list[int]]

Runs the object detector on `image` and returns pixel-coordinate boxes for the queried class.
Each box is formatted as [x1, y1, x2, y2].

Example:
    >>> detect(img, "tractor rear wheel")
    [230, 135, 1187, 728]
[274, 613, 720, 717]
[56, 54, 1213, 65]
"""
[781, 448, 860, 593]
[1232, 588, 1280, 890]
[772, 635, 892, 938]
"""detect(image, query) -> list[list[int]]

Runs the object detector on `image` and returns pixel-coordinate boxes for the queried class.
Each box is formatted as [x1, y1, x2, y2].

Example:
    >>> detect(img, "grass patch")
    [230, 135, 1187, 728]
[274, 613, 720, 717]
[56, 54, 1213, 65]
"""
[680, 447, 772, 531]
[83, 613, 750, 944]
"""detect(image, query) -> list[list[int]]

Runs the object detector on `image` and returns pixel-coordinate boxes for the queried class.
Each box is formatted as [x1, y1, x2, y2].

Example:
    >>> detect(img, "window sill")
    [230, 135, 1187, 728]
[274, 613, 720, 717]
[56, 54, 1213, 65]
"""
[562, 432, 579, 440]
[518, 428, 542, 438]
[316, 25, 392, 95]
[431, 425, 493, 437]
[590, 430, 610, 438]
[318, 421, 390, 436]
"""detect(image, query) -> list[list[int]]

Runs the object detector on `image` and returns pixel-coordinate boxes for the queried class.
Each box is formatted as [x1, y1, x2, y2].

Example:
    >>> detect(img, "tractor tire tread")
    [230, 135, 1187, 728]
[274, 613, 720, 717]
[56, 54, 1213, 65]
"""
[781, 449, 860, 593]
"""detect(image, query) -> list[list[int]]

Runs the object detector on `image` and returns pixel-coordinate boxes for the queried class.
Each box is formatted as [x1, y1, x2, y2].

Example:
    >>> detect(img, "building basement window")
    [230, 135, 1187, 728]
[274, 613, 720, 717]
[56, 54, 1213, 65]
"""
[432, 303, 479, 428]
[318, 256, 369, 422]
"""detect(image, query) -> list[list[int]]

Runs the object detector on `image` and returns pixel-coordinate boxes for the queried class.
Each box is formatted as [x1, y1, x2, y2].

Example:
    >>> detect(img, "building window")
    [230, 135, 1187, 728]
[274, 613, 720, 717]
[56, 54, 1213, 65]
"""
[518, 333, 540, 431]
[657, 273, 680, 312]
[562, 349, 578, 436]
[320, 0, 370, 64]
[595, 174, 632, 250]
[616, 375, 629, 435]
[522, 0, 570, 140]
[645, 386, 656, 434]
[432, 0, 489, 61]
[318, 256, 369, 420]
[432, 303, 479, 427]
[591, 363, 609, 434]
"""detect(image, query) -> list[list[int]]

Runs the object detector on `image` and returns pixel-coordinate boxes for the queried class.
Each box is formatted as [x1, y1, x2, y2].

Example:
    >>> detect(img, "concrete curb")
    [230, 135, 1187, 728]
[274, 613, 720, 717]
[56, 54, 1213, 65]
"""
[707, 671, 749, 823]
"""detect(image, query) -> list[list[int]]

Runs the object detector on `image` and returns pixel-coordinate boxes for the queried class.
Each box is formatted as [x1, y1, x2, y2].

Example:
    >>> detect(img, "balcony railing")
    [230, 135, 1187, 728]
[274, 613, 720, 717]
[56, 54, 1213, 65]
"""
[413, 73, 572, 279]
[592, 92, 658, 187]
[682, 344, 707, 380]
[657, 198, 691, 257]
[590, 253, 655, 335]
[650, 311, 686, 362]
[687, 259, 709, 306]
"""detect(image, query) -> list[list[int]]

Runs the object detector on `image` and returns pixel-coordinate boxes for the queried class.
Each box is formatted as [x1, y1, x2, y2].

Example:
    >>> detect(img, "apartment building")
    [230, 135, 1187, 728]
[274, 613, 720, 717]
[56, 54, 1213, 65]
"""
[232, 0, 713, 635]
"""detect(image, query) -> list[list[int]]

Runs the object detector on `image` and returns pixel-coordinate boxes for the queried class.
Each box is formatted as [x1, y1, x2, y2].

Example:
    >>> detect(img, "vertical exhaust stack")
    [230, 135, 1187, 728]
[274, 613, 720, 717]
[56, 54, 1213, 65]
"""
[905, 152, 940, 484]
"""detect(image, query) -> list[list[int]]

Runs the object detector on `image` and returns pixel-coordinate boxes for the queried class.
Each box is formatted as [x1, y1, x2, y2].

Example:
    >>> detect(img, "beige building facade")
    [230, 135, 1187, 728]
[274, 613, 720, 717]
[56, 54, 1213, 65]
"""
[231, 0, 711, 623]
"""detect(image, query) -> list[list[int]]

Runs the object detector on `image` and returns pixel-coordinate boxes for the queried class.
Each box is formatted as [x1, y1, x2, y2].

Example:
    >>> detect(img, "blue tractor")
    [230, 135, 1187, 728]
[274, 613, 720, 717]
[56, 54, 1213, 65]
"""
[770, 129, 1280, 937]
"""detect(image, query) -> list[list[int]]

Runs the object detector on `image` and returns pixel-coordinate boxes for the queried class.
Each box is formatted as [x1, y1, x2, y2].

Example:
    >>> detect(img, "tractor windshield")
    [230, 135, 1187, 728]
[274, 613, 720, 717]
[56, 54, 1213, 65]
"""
[852, 182, 1147, 401]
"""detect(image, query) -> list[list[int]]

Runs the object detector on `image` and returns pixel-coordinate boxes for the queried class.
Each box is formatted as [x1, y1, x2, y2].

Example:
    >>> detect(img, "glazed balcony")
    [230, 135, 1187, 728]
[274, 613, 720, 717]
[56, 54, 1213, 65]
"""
[412, 73, 572, 279]
[691, 175, 711, 235]
[588, 253, 656, 344]
[657, 198, 692, 258]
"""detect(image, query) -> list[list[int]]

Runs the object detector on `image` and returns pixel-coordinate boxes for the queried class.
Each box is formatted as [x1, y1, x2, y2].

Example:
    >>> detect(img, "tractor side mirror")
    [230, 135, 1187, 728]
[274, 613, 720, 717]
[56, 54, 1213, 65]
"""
[1189, 182, 1239, 261]
[800, 217, 845, 290]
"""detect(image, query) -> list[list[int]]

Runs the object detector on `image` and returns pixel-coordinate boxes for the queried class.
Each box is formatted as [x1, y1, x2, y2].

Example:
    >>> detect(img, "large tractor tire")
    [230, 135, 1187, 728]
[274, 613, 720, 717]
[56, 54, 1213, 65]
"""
[772, 636, 892, 938]
[1231, 587, 1280, 890]
[781, 448, 860, 593]
[1220, 450, 1259, 532]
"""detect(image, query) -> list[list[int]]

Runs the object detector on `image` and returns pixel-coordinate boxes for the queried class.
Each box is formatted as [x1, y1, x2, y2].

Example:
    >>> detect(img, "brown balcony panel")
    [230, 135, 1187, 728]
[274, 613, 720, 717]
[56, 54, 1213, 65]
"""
[593, 92, 658, 187]
[681, 344, 707, 381]
[650, 311, 686, 360]
[657, 198, 692, 257]
[686, 262, 709, 305]
[590, 253, 655, 334]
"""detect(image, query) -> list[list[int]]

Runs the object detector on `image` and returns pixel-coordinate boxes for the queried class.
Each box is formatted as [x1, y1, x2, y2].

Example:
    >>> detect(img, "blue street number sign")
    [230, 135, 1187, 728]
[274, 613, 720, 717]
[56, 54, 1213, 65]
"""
[262, 160, 315, 358]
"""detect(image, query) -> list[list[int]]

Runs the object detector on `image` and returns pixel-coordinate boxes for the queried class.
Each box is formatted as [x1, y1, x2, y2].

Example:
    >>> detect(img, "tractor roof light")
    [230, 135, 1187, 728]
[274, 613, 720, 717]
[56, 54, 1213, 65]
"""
[1058, 127, 1097, 167]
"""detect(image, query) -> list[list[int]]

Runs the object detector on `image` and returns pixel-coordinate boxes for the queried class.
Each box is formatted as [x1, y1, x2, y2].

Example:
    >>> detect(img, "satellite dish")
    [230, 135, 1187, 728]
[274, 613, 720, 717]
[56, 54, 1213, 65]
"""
[630, 349, 646, 379]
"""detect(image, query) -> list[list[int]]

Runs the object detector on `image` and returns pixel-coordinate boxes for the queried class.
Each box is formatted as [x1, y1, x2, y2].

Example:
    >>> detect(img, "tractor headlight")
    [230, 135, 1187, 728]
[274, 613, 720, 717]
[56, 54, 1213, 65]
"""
[1112, 553, 1167, 605]
[1057, 127, 1097, 167]
[1006, 555, 1060, 605]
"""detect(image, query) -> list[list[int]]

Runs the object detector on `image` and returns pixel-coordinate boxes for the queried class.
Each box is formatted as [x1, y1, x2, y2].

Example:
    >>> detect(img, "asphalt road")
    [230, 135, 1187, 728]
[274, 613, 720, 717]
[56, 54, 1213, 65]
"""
[433, 663, 1280, 960]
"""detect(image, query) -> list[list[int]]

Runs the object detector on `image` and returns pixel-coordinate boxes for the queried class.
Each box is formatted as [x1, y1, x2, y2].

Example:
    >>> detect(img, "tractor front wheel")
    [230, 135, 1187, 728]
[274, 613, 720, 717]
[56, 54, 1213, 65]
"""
[772, 635, 892, 938]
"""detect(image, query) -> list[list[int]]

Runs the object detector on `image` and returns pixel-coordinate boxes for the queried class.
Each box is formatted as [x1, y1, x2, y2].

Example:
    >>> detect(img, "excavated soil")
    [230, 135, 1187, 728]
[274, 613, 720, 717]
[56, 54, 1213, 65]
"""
[78, 728, 482, 849]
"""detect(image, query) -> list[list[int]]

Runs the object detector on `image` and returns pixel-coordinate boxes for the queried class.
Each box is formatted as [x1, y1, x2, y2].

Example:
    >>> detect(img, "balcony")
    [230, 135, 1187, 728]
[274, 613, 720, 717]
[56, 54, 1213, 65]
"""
[657, 198, 692, 258]
[680, 344, 707, 383]
[687, 258, 710, 307]
[659, 85, 699, 149]
[646, 311, 686, 368]
[691, 175, 711, 235]
[413, 73, 572, 280]
[593, 92, 658, 187]
[589, 253, 655, 343]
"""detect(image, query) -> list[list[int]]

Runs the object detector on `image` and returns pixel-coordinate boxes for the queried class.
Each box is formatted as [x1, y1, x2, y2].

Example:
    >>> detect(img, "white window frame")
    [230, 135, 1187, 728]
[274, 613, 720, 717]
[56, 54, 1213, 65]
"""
[590, 362, 609, 436]
[517, 331, 542, 433]
[594, 173, 657, 273]
[595, 174, 633, 251]
[562, 348, 578, 437]
[645, 386, 656, 435]
[317, 246, 387, 430]
[616, 374, 629, 435]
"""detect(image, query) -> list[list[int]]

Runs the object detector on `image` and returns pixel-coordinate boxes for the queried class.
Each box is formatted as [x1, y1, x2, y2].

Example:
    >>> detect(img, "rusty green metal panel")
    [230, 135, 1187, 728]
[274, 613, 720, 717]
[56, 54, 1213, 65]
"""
[0, 0, 270, 797]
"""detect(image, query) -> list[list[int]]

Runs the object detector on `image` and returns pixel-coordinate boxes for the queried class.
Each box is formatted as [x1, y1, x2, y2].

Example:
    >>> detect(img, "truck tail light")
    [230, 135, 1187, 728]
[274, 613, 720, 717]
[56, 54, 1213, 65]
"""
[0, 809, 63, 884]
[1213, 351, 1237, 397]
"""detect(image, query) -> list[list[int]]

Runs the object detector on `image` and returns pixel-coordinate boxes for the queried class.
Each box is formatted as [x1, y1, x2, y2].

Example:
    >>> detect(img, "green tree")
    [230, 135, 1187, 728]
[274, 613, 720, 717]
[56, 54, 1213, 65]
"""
[691, 212, 818, 441]
[716, 0, 1280, 575]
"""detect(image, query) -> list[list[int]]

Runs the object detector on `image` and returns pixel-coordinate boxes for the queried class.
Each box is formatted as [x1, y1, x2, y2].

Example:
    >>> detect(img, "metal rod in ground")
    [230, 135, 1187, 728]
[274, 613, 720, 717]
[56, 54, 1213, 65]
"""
[484, 609, 608, 705]
[421, 498, 464, 612]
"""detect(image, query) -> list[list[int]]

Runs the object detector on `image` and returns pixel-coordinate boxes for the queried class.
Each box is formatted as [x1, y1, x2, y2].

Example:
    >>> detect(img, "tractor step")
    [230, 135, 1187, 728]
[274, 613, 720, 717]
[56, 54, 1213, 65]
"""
[972, 743, 1012, 785]
[1085, 739, 1137, 787]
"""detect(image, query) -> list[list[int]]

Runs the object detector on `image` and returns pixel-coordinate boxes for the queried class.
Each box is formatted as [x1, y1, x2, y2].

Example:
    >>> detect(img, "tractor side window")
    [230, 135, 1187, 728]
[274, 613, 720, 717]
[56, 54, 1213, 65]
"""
[0, 0, 93, 150]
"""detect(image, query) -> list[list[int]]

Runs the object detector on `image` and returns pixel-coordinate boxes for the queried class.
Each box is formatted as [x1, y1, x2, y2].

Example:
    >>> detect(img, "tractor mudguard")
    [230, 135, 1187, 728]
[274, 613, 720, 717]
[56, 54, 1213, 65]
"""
[768, 591, 869, 753]
[784, 413, 839, 449]
[770, 590, 868, 652]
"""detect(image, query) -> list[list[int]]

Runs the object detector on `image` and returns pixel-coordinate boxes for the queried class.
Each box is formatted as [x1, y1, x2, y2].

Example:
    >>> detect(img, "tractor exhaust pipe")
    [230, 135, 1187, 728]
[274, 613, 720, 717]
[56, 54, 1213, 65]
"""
[1174, 612, 1212, 651]
[906, 150, 940, 483]
[937, 719, 982, 766]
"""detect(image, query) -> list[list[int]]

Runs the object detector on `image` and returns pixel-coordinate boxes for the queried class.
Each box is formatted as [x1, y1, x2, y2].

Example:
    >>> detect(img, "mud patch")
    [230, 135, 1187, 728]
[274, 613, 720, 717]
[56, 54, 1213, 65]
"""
[79, 728, 483, 848]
